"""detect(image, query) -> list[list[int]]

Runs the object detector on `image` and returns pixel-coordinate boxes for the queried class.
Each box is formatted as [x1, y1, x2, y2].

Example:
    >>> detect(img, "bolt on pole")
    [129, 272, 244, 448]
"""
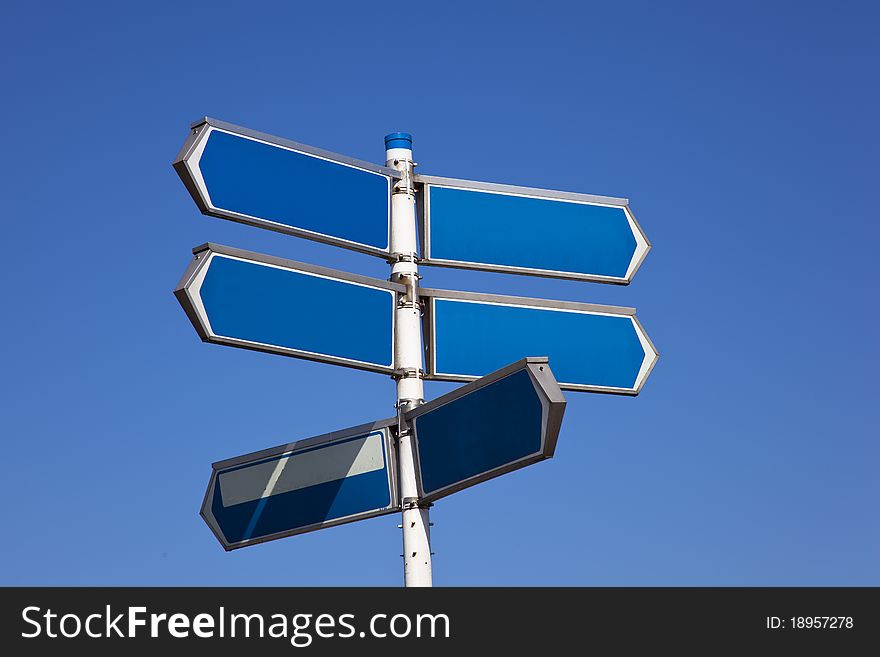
[385, 132, 433, 587]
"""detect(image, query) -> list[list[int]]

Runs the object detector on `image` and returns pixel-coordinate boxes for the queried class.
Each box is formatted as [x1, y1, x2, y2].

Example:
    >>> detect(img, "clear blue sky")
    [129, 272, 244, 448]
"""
[1, 1, 877, 585]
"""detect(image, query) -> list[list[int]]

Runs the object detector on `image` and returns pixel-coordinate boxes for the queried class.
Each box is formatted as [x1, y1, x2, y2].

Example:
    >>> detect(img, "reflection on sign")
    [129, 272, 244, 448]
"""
[203, 428, 397, 549]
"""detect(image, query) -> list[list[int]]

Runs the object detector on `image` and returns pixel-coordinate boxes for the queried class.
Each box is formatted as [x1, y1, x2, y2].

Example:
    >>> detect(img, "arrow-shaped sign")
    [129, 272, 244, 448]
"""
[202, 419, 399, 550]
[174, 243, 402, 374]
[407, 357, 565, 503]
[417, 175, 650, 284]
[174, 118, 398, 256]
[421, 288, 658, 395]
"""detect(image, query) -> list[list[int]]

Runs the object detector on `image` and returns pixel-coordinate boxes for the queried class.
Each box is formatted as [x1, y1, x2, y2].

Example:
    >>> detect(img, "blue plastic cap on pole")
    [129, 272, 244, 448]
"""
[384, 132, 413, 150]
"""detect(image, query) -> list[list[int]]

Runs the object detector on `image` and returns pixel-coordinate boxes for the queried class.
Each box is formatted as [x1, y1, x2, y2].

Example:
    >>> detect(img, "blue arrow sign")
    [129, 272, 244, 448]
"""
[407, 357, 566, 503]
[174, 118, 398, 256]
[201, 420, 399, 550]
[174, 243, 402, 374]
[422, 289, 658, 395]
[416, 175, 651, 284]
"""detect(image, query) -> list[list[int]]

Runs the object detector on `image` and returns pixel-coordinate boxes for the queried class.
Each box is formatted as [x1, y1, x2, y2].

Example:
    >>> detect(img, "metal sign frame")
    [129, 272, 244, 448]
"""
[174, 117, 400, 257]
[420, 287, 659, 395]
[406, 357, 566, 503]
[201, 418, 400, 550]
[415, 174, 651, 284]
[174, 242, 404, 374]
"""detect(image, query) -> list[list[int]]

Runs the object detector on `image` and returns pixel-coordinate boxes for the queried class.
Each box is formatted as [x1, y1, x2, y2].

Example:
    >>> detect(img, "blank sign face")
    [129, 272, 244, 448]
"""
[423, 183, 649, 282]
[413, 368, 545, 500]
[183, 126, 391, 252]
[429, 298, 656, 394]
[206, 430, 396, 548]
[188, 253, 395, 372]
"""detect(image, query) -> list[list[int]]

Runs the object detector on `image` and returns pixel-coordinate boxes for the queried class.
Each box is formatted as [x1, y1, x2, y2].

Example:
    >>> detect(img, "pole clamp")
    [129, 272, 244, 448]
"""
[392, 368, 424, 381]
[390, 252, 420, 265]
[391, 160, 416, 196]
[392, 270, 422, 312]
[395, 397, 423, 433]
[397, 297, 423, 312]
[402, 497, 433, 511]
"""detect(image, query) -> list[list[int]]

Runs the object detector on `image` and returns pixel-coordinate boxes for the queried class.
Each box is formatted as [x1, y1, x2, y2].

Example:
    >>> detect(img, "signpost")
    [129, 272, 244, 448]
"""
[172, 118, 659, 586]
[407, 357, 565, 503]
[174, 117, 398, 256]
[421, 288, 658, 395]
[174, 242, 401, 374]
[416, 175, 651, 284]
[384, 133, 433, 587]
[202, 420, 399, 550]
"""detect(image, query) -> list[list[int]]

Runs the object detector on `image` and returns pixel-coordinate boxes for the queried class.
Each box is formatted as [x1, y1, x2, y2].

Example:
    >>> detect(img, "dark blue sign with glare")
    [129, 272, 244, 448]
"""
[205, 430, 395, 548]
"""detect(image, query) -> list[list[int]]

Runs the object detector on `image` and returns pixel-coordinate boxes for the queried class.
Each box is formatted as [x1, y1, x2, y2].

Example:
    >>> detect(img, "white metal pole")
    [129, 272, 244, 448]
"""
[385, 132, 433, 587]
